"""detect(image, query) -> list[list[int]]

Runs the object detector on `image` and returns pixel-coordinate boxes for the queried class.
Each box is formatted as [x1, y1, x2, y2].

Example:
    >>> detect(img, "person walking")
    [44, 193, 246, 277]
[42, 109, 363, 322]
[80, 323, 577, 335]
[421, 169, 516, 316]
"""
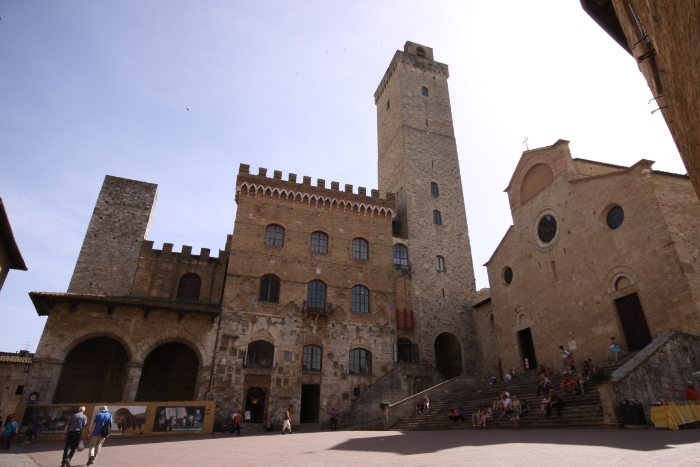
[510, 396, 522, 430]
[61, 406, 88, 467]
[1, 416, 17, 450]
[231, 410, 241, 436]
[558, 345, 571, 372]
[329, 407, 337, 430]
[685, 381, 700, 401]
[609, 337, 621, 362]
[281, 409, 293, 434]
[87, 406, 112, 466]
[24, 415, 38, 443]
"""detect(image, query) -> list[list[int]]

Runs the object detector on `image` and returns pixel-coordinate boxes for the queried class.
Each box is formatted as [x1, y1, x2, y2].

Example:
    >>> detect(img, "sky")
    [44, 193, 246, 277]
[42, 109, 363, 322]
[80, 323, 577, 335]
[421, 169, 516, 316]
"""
[0, 1, 683, 353]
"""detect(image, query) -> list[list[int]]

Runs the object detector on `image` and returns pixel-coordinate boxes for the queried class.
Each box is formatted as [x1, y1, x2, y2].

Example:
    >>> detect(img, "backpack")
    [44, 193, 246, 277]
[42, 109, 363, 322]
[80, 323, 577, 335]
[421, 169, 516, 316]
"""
[99, 415, 112, 438]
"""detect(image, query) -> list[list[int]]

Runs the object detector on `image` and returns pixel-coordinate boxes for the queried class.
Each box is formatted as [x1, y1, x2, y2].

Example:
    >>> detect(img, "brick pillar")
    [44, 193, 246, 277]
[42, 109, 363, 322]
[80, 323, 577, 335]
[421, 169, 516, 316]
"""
[122, 363, 144, 402]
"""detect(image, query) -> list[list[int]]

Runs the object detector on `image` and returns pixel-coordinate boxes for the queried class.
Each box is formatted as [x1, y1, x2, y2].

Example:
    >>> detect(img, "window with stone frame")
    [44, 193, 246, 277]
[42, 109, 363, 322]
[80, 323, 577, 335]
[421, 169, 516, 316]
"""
[433, 210, 442, 225]
[176, 273, 201, 300]
[259, 274, 280, 303]
[393, 244, 408, 266]
[351, 285, 370, 313]
[302, 345, 322, 372]
[306, 280, 327, 309]
[247, 340, 274, 369]
[352, 238, 369, 260]
[264, 224, 285, 246]
[310, 231, 328, 253]
[349, 348, 372, 375]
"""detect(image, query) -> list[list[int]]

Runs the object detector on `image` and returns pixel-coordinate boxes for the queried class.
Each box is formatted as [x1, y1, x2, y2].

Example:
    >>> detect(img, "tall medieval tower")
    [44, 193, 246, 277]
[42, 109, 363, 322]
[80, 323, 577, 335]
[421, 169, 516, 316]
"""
[376, 42, 480, 377]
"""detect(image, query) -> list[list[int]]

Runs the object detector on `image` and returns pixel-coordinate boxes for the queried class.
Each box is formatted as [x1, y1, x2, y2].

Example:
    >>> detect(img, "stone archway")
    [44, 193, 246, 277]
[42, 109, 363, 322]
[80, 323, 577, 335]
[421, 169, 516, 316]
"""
[54, 337, 129, 403]
[434, 332, 463, 379]
[135, 342, 199, 402]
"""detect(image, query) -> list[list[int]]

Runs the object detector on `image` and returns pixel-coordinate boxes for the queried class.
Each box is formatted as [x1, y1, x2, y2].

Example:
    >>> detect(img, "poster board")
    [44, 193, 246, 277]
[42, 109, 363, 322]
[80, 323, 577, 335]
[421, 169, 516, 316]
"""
[14, 400, 216, 442]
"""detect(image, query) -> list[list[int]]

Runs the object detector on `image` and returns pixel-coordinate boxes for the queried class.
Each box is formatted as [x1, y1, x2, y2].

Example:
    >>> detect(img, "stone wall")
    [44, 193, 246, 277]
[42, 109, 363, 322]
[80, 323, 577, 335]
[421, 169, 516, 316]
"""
[376, 42, 480, 379]
[68, 175, 157, 295]
[348, 362, 445, 428]
[598, 332, 700, 425]
[473, 299, 501, 381]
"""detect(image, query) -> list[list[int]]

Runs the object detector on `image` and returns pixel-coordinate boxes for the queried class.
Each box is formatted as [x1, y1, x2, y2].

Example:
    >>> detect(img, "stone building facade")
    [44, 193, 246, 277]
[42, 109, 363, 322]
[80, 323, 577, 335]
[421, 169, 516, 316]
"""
[481, 139, 700, 378]
[0, 351, 32, 418]
[23, 42, 481, 427]
[581, 0, 700, 200]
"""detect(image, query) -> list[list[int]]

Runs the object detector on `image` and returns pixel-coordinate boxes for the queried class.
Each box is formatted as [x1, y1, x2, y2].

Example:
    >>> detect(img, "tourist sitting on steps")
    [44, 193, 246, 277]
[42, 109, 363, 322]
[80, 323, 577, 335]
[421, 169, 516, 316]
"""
[537, 374, 553, 396]
[546, 389, 566, 417]
[489, 374, 497, 385]
[478, 406, 493, 427]
[472, 405, 484, 426]
[498, 394, 513, 420]
[573, 371, 587, 396]
[519, 399, 530, 418]
[448, 409, 459, 424]
[560, 375, 575, 396]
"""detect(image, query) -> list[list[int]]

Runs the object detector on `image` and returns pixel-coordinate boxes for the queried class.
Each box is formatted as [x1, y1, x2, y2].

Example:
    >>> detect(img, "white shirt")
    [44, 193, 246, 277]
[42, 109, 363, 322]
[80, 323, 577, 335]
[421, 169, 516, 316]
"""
[561, 349, 571, 359]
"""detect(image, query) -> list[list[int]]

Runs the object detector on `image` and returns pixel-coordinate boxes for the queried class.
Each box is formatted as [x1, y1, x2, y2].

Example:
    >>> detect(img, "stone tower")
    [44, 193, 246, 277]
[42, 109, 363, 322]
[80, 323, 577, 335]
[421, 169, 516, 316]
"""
[68, 175, 158, 295]
[375, 42, 480, 377]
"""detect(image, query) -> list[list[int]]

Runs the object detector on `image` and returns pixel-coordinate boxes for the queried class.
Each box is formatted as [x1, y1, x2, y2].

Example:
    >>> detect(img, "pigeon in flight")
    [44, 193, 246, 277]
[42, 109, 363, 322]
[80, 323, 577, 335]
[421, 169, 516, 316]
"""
[186, 108, 189, 110]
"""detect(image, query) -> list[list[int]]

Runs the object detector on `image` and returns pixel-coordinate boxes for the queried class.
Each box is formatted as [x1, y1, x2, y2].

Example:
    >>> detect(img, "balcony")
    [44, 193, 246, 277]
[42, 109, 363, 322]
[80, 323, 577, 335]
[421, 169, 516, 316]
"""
[301, 300, 334, 316]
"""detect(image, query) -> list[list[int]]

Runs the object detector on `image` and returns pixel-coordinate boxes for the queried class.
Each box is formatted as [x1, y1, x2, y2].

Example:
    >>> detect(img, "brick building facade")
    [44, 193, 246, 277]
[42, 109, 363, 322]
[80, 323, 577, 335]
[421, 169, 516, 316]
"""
[0, 351, 32, 419]
[479, 139, 700, 379]
[23, 42, 481, 427]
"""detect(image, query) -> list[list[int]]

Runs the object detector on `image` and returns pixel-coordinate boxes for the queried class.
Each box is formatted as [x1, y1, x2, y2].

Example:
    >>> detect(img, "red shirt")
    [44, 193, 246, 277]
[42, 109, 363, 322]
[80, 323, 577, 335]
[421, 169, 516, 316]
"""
[562, 377, 573, 385]
[685, 387, 699, 401]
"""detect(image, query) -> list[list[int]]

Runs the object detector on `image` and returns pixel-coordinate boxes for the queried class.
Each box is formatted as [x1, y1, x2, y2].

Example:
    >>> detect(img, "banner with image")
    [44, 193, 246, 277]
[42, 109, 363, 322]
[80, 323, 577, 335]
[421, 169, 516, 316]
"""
[19, 406, 81, 435]
[152, 406, 205, 432]
[91, 405, 148, 436]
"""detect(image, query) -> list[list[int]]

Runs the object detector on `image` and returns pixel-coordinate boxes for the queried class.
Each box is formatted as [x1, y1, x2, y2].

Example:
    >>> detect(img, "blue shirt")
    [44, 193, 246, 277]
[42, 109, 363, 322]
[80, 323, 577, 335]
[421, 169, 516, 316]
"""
[92, 412, 112, 436]
[3, 422, 17, 435]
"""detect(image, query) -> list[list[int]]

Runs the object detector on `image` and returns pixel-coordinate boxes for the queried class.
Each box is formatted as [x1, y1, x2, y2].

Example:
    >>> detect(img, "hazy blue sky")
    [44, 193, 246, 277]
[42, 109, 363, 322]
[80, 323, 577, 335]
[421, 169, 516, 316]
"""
[0, 1, 682, 352]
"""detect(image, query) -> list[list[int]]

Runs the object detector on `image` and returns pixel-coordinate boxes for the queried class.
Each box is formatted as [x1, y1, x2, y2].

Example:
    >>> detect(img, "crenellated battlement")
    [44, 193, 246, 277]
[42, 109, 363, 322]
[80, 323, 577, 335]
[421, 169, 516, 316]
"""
[374, 48, 449, 104]
[236, 163, 397, 216]
[141, 238, 230, 263]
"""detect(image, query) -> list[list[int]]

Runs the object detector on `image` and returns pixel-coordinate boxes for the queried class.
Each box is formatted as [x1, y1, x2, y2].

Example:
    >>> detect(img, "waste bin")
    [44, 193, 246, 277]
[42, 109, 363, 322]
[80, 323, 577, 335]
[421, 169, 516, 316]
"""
[620, 399, 647, 426]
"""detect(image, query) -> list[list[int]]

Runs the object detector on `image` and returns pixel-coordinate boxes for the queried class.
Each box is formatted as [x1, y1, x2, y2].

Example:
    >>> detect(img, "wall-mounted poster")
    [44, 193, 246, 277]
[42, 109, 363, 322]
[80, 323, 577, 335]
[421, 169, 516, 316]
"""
[19, 406, 80, 435]
[91, 406, 148, 436]
[152, 406, 205, 432]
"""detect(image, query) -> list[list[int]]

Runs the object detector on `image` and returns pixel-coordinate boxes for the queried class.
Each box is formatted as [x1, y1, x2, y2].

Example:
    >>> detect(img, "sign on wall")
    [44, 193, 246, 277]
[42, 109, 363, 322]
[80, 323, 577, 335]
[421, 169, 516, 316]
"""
[19, 406, 80, 435]
[152, 406, 205, 433]
[91, 405, 147, 436]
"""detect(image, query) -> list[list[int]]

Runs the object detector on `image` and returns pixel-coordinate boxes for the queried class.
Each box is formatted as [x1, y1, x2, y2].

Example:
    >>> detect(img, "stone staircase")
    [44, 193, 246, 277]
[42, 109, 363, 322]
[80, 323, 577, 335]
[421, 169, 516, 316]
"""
[390, 353, 637, 431]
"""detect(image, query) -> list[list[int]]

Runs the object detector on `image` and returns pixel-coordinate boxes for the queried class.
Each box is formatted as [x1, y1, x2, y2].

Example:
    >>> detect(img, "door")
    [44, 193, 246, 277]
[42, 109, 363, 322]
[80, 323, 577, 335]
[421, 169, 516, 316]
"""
[245, 387, 266, 423]
[300, 384, 320, 423]
[614, 293, 652, 351]
[517, 328, 538, 370]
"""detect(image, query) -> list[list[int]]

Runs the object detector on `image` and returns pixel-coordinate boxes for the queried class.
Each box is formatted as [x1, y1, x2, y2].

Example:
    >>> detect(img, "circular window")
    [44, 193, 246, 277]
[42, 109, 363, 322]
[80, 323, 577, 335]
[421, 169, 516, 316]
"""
[607, 206, 624, 229]
[503, 267, 513, 285]
[537, 215, 557, 243]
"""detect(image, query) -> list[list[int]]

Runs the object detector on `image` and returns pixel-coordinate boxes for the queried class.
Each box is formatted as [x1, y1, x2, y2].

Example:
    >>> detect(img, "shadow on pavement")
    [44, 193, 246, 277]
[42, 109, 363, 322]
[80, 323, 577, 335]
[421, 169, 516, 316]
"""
[328, 429, 700, 455]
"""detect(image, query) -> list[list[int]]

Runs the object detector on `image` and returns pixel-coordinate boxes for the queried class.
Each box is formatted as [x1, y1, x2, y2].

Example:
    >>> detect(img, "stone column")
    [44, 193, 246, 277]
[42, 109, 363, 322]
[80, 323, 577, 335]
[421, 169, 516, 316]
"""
[122, 362, 144, 402]
[23, 358, 64, 404]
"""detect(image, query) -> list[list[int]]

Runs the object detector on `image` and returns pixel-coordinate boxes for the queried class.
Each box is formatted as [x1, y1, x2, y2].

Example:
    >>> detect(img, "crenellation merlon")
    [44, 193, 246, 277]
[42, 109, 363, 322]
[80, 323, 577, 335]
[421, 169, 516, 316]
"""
[141, 242, 227, 263]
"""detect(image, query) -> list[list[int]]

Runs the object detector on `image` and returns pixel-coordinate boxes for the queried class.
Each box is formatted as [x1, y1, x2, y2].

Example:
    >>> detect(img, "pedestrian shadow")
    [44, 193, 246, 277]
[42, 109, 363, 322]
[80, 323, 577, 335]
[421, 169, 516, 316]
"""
[328, 429, 700, 455]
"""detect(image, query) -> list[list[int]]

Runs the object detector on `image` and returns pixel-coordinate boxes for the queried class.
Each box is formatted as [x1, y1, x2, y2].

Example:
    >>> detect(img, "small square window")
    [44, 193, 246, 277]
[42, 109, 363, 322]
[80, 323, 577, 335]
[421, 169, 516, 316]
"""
[15, 385, 24, 396]
[422, 87, 428, 96]
[353, 387, 360, 397]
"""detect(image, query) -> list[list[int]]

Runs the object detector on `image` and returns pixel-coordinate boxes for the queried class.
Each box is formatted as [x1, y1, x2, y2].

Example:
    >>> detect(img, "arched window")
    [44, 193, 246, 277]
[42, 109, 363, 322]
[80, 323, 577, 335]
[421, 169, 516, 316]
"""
[436, 256, 446, 272]
[430, 182, 439, 196]
[306, 280, 326, 309]
[416, 47, 426, 57]
[422, 86, 429, 96]
[352, 238, 368, 260]
[349, 349, 371, 374]
[264, 224, 285, 246]
[352, 285, 370, 313]
[247, 340, 274, 369]
[433, 210, 442, 225]
[302, 345, 322, 372]
[393, 244, 408, 266]
[259, 274, 280, 303]
[310, 231, 328, 254]
[176, 273, 201, 300]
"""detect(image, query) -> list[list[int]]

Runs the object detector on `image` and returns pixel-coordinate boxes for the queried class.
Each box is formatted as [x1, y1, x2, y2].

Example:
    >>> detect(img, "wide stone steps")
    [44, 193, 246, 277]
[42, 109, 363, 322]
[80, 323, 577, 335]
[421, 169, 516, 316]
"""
[390, 353, 637, 431]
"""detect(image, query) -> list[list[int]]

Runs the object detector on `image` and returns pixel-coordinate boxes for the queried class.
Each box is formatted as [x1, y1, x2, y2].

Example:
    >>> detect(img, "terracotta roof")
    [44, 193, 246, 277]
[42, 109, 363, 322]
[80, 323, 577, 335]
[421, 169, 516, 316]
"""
[29, 292, 221, 318]
[573, 157, 627, 170]
[0, 351, 33, 364]
[0, 198, 27, 271]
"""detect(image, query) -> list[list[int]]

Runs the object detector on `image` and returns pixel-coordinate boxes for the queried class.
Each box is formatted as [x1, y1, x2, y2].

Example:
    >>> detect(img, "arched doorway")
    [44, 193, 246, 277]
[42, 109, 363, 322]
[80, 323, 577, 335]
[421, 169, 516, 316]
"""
[434, 333, 463, 379]
[54, 337, 129, 403]
[136, 342, 199, 402]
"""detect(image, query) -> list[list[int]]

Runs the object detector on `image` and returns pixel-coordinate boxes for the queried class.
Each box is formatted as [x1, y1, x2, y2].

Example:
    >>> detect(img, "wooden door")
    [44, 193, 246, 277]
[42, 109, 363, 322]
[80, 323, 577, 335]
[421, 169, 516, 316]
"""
[614, 293, 652, 351]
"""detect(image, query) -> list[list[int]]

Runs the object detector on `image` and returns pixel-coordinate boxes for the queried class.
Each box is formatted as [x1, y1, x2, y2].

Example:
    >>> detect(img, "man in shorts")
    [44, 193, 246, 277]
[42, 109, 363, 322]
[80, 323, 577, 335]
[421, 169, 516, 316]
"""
[559, 345, 571, 372]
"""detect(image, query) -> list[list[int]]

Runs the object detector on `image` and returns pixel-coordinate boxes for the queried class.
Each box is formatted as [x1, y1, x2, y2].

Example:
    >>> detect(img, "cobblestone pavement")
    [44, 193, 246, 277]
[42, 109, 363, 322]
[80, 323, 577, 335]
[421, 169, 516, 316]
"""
[9, 429, 700, 467]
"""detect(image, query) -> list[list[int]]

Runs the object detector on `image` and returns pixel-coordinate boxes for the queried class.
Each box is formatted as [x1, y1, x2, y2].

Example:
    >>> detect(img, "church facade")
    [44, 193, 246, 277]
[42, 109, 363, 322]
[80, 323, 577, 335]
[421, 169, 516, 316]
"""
[23, 42, 480, 426]
[478, 139, 700, 378]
